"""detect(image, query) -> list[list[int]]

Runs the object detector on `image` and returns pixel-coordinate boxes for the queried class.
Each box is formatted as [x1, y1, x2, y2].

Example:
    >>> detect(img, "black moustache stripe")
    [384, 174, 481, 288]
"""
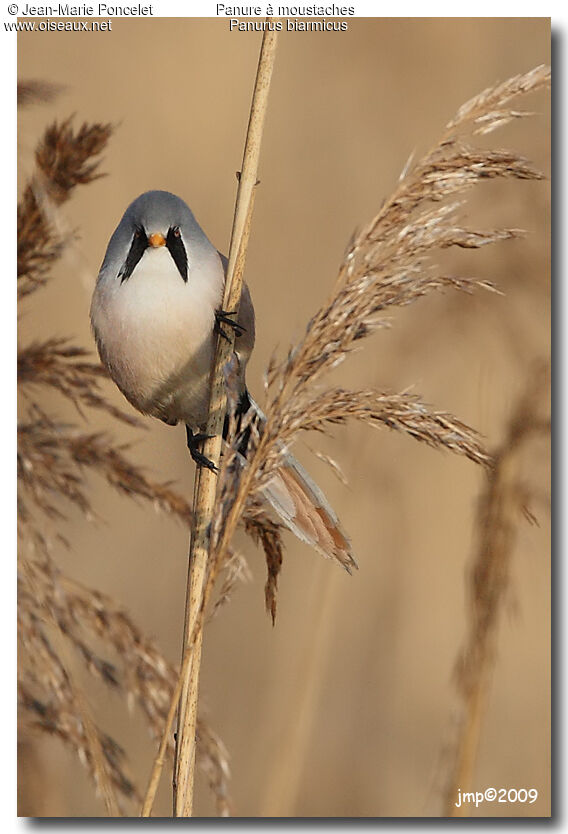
[166, 227, 188, 282]
[119, 226, 189, 284]
[119, 226, 147, 283]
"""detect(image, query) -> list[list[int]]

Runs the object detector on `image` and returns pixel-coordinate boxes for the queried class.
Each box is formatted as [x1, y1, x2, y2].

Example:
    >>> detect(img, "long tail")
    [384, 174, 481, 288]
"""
[234, 391, 357, 573]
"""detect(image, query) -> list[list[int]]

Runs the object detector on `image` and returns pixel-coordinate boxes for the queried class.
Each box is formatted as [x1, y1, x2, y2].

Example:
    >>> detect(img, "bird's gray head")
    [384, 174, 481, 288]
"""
[100, 190, 215, 284]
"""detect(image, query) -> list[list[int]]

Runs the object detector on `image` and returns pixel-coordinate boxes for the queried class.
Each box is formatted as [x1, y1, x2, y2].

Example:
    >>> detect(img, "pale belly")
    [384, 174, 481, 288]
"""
[91, 247, 224, 429]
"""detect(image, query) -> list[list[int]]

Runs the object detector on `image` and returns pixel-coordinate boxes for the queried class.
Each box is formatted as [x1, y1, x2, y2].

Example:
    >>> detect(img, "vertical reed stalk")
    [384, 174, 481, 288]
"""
[444, 365, 550, 816]
[141, 633, 193, 817]
[444, 451, 520, 817]
[173, 28, 278, 817]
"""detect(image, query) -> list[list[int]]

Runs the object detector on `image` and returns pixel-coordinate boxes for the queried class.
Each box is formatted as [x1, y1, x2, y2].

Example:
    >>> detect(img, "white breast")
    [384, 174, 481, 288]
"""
[91, 245, 225, 429]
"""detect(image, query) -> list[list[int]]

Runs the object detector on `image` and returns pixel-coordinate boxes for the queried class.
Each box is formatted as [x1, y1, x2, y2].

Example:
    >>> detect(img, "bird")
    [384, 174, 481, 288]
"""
[90, 190, 356, 572]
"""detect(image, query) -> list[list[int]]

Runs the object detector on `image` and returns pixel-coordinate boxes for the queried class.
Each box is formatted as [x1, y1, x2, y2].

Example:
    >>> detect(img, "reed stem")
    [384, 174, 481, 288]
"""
[173, 28, 278, 817]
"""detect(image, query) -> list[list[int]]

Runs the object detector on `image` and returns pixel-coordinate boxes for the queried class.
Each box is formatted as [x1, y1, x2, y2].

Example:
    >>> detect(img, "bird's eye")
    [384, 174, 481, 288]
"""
[173, 226, 181, 238]
[135, 226, 145, 239]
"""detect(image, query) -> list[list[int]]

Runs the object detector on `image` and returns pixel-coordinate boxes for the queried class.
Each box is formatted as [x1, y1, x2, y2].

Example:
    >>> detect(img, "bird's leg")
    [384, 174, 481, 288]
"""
[214, 309, 246, 343]
[186, 426, 217, 472]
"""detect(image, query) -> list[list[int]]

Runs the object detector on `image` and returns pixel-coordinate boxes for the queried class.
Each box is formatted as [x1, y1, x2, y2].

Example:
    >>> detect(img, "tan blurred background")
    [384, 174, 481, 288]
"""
[18, 18, 550, 817]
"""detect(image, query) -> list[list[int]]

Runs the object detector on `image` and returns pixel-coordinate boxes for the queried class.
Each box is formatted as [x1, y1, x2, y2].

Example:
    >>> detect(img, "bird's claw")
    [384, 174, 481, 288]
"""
[215, 309, 246, 342]
[186, 429, 218, 473]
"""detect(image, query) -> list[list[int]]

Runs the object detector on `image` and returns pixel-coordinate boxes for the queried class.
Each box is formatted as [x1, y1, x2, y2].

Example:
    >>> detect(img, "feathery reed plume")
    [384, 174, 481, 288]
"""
[18, 339, 139, 425]
[18, 117, 112, 299]
[19, 553, 232, 815]
[17, 80, 63, 108]
[18, 411, 192, 528]
[212, 66, 549, 610]
[19, 562, 130, 815]
[18, 102, 233, 815]
[208, 547, 252, 622]
[444, 362, 550, 816]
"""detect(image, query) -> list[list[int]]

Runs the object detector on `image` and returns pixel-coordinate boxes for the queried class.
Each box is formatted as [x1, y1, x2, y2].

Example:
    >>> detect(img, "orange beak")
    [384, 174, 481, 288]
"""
[148, 232, 166, 248]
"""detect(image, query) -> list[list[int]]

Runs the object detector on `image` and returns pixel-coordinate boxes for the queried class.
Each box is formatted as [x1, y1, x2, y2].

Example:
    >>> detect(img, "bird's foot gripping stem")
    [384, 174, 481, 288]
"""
[214, 309, 245, 343]
[186, 427, 217, 473]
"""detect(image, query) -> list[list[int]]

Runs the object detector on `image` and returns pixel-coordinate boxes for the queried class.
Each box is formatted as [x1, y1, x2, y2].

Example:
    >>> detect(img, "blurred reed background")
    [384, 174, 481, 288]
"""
[18, 18, 550, 817]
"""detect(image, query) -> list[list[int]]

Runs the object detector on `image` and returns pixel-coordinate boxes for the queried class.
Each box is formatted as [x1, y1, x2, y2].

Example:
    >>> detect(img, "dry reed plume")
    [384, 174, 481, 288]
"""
[211, 65, 549, 610]
[18, 100, 232, 815]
